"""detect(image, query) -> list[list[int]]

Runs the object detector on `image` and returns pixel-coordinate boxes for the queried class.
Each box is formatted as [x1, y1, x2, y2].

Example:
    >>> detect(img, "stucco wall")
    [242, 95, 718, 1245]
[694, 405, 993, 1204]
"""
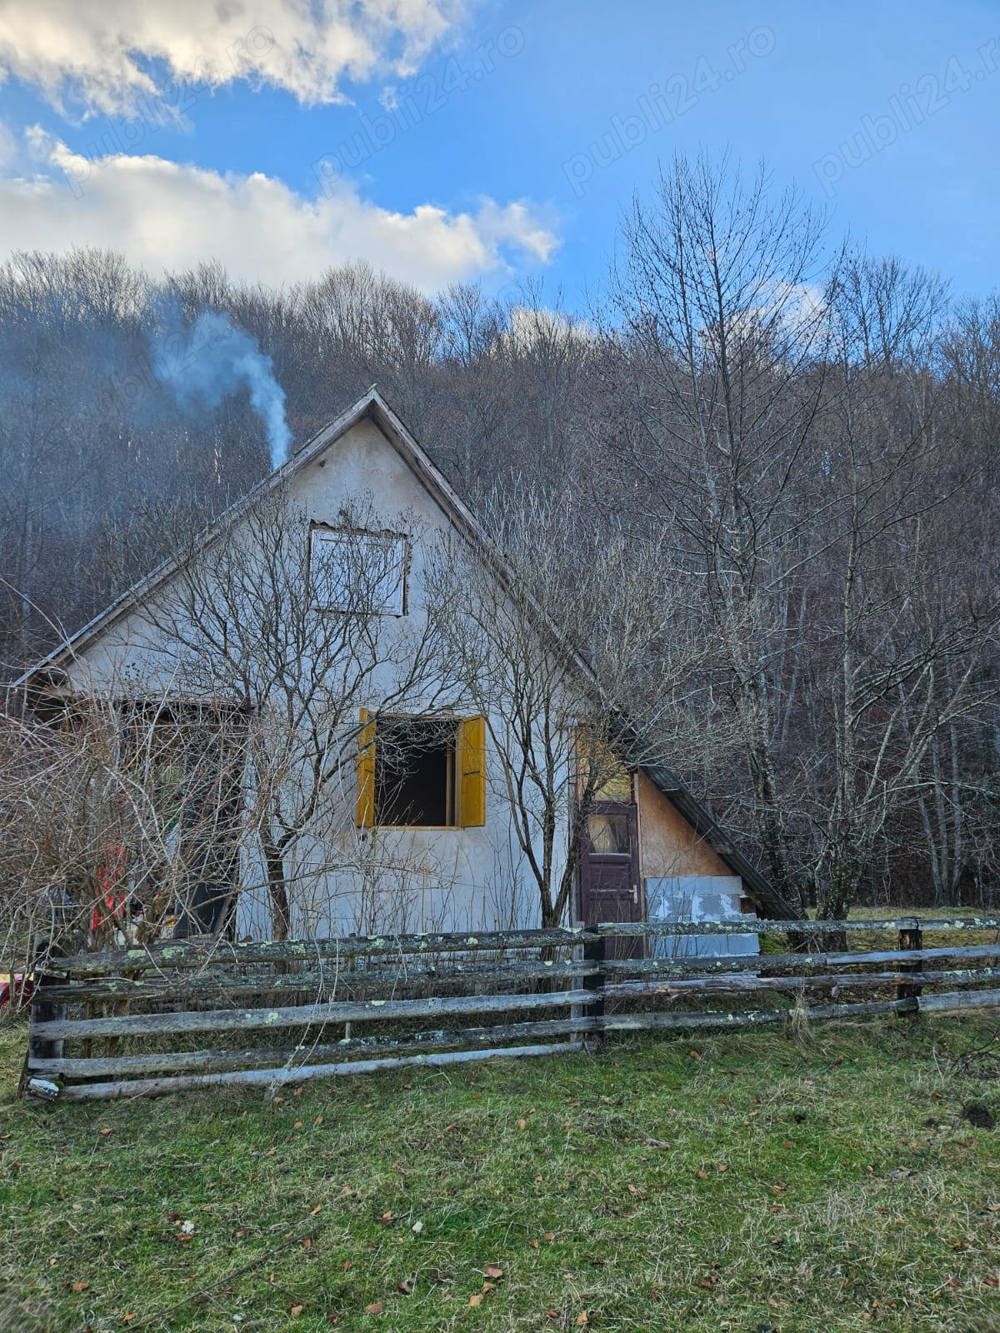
[635, 770, 735, 882]
[60, 416, 568, 939]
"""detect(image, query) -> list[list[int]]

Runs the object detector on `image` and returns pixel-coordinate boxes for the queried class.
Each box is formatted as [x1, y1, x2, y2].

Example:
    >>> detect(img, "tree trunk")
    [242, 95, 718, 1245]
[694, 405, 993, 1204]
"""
[260, 834, 291, 941]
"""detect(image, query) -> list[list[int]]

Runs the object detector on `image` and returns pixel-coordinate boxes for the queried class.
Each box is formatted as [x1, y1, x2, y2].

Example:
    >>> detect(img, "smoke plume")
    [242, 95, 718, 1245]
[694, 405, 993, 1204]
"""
[149, 302, 291, 470]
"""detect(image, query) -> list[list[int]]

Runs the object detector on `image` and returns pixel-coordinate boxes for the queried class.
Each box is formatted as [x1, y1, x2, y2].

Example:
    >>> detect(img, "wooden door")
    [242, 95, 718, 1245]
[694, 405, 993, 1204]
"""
[578, 801, 643, 958]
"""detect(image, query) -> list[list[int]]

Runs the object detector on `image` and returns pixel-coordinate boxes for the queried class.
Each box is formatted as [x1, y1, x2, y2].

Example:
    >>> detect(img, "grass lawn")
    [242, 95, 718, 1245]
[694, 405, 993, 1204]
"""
[2, 1016, 1000, 1331]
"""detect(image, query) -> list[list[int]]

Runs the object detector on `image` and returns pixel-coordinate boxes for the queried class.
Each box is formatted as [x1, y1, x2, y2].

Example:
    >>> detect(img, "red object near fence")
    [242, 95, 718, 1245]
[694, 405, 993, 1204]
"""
[91, 841, 130, 934]
[0, 975, 34, 1009]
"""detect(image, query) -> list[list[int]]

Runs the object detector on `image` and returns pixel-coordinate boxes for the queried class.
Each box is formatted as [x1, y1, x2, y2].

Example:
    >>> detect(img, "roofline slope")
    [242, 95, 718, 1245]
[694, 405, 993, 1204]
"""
[11, 388, 786, 914]
[641, 764, 796, 919]
[11, 387, 480, 689]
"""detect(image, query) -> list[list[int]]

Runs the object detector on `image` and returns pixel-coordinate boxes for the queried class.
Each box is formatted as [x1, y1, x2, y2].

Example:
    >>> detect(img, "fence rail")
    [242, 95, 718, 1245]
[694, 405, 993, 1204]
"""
[20, 915, 1000, 1102]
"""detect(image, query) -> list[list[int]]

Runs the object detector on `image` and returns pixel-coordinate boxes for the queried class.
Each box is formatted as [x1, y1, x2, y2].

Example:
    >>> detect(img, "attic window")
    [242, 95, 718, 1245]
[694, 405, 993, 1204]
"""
[310, 526, 407, 614]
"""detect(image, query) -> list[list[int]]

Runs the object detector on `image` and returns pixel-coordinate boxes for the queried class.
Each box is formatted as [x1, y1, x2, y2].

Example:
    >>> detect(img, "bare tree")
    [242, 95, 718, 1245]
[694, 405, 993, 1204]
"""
[601, 157, 1000, 917]
[601, 154, 836, 910]
[114, 489, 459, 938]
[427, 487, 720, 927]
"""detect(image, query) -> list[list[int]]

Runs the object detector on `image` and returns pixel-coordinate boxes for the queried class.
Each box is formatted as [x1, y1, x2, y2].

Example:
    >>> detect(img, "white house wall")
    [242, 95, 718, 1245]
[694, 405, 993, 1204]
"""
[58, 416, 570, 939]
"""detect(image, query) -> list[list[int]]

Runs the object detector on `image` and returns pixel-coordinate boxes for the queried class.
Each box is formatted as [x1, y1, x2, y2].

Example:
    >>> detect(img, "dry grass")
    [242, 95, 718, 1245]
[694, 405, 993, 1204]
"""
[2, 1010, 1000, 1330]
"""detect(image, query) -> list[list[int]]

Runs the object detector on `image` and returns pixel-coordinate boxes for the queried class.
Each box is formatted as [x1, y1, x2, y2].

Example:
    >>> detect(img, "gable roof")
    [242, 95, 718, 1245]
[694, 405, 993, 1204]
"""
[11, 388, 793, 917]
[12, 387, 488, 689]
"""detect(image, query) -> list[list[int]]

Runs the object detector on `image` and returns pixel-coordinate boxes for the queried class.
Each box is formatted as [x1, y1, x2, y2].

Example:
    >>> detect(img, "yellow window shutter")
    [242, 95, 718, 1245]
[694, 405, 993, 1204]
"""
[356, 707, 376, 828]
[458, 715, 487, 828]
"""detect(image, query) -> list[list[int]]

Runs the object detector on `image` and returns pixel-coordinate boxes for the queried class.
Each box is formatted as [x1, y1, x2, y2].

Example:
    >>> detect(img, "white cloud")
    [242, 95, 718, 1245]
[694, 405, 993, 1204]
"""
[504, 304, 596, 351]
[0, 0, 466, 116]
[0, 131, 558, 292]
[0, 122, 17, 169]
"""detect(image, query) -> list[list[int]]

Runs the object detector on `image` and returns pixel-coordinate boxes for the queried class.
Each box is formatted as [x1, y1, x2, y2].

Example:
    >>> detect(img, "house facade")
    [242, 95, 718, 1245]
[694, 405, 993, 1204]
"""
[15, 390, 791, 946]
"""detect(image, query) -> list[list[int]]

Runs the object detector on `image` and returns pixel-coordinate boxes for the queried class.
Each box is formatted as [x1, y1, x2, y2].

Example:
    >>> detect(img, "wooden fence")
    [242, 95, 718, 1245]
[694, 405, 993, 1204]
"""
[19, 914, 1000, 1102]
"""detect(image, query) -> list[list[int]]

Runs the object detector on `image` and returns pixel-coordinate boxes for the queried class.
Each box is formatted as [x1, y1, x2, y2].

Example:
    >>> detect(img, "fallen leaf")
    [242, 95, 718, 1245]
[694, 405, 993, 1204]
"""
[397, 1278, 414, 1295]
[627, 1183, 643, 1197]
[122, 1315, 137, 1324]
[342, 1184, 354, 1197]
[528, 1239, 539, 1249]
[545, 1231, 555, 1243]
[99, 1127, 113, 1137]
[483, 1265, 504, 1279]
[696, 1169, 709, 1180]
[314, 1114, 324, 1126]
[377, 1211, 396, 1225]
[293, 1120, 304, 1130]
[576, 1314, 589, 1326]
[544, 1311, 560, 1321]
[364, 1301, 383, 1314]
[309, 1205, 322, 1216]
[290, 1305, 304, 1317]
[469, 1293, 484, 1308]
[302, 1238, 312, 1248]
[517, 1118, 528, 1130]
[70, 1282, 90, 1293]
[342, 1261, 352, 1272]
[411, 1220, 424, 1234]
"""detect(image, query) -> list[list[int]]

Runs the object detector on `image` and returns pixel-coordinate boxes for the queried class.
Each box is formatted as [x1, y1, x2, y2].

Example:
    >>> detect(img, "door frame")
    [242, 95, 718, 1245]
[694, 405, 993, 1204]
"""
[576, 795, 644, 931]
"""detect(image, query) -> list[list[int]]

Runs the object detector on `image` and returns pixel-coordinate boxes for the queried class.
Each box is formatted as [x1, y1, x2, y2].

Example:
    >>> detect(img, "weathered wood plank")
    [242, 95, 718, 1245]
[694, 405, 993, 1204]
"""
[44, 942, 1000, 1002]
[596, 916, 1000, 938]
[52, 926, 595, 978]
[601, 995, 913, 1032]
[27, 1016, 603, 1079]
[602, 942, 1000, 976]
[44, 916, 1000, 980]
[602, 967, 1000, 999]
[56, 1041, 589, 1101]
[918, 988, 1000, 1013]
[42, 959, 600, 1004]
[33, 986, 596, 1040]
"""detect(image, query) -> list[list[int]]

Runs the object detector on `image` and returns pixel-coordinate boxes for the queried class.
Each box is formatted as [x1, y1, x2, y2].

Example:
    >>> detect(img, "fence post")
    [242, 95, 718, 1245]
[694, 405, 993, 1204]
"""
[20, 902, 70, 1098]
[897, 917, 923, 1017]
[582, 932, 606, 1052]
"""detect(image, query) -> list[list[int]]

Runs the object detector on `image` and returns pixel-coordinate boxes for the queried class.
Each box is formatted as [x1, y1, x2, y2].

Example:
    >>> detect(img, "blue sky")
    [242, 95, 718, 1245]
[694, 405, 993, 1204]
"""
[0, 0, 998, 307]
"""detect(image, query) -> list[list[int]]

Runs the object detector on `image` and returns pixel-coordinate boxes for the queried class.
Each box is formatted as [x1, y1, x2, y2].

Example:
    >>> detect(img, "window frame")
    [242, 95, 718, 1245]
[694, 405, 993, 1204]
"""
[374, 712, 459, 830]
[308, 522, 410, 617]
[356, 710, 487, 832]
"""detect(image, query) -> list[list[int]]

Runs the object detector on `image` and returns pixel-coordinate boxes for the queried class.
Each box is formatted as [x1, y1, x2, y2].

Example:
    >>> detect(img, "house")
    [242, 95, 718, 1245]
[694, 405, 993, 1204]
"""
[13, 389, 793, 947]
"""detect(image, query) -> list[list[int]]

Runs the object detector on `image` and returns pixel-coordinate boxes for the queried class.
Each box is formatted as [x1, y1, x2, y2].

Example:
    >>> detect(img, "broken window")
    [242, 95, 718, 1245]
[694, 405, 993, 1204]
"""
[356, 711, 486, 829]
[309, 526, 407, 614]
[587, 811, 631, 855]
